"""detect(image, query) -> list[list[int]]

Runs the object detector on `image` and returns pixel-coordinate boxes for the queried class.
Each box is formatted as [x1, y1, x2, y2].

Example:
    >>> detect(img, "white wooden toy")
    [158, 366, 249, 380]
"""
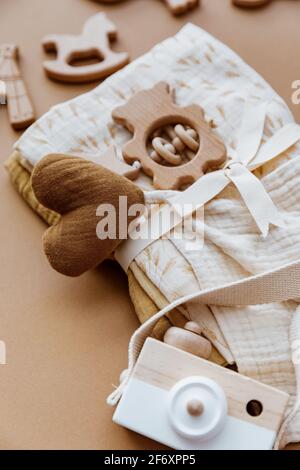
[113, 338, 289, 450]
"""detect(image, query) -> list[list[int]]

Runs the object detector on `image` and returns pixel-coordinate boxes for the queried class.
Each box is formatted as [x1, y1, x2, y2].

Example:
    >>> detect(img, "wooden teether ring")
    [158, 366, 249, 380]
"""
[164, 0, 200, 15]
[42, 13, 129, 83]
[112, 82, 226, 190]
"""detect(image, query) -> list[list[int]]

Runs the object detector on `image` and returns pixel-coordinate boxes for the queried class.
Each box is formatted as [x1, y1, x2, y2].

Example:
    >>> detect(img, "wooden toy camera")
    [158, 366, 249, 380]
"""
[113, 339, 289, 450]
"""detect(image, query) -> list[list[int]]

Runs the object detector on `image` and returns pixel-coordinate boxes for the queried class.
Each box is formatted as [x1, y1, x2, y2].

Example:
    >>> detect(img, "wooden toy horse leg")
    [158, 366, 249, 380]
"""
[164, 0, 199, 15]
[0, 44, 35, 130]
[232, 0, 271, 7]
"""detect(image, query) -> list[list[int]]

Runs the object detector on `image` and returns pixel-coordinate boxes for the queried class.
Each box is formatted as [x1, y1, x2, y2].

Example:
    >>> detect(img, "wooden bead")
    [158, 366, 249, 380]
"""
[232, 0, 271, 7]
[174, 124, 199, 152]
[163, 325, 212, 359]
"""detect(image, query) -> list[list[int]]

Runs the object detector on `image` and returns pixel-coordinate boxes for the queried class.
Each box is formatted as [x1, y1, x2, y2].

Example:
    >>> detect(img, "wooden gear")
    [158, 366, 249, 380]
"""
[95, 0, 200, 16]
[42, 13, 129, 83]
[0, 44, 35, 130]
[112, 82, 227, 190]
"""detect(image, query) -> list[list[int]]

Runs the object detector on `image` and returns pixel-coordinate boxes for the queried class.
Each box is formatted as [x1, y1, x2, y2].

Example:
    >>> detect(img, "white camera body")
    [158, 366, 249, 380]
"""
[113, 338, 289, 450]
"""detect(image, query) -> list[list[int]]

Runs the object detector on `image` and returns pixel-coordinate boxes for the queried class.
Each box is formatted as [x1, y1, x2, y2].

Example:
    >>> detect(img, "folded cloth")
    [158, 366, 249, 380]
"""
[6, 24, 300, 447]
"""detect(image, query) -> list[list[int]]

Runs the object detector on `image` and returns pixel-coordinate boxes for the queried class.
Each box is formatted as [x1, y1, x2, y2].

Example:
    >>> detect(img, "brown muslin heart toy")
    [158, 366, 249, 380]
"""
[31, 154, 145, 277]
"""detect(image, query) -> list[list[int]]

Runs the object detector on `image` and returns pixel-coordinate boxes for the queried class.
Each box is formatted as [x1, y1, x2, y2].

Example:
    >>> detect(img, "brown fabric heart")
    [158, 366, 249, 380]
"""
[31, 154, 145, 277]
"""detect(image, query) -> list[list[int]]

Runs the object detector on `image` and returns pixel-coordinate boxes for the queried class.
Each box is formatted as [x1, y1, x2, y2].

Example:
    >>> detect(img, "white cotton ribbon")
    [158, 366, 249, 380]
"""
[115, 103, 300, 272]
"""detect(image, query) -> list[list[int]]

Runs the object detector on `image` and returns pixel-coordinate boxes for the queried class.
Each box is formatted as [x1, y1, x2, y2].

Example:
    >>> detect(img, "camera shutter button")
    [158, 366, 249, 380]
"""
[186, 398, 204, 417]
[167, 376, 227, 441]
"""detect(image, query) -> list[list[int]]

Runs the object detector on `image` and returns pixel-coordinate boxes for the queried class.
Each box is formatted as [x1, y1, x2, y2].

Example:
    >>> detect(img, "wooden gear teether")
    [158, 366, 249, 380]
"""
[31, 154, 145, 277]
[95, 0, 199, 16]
[42, 13, 129, 83]
[0, 44, 35, 130]
[164, 321, 212, 359]
[112, 82, 226, 190]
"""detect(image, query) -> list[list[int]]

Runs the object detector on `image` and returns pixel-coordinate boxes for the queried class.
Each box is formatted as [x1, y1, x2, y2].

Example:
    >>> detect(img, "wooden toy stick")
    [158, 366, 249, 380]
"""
[42, 13, 129, 83]
[0, 44, 35, 130]
[232, 0, 271, 7]
[164, 321, 212, 359]
[164, 0, 200, 15]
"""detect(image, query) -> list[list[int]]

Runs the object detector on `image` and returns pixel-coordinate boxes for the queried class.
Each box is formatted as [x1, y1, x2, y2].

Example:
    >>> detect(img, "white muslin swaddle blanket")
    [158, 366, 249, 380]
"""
[14, 24, 300, 448]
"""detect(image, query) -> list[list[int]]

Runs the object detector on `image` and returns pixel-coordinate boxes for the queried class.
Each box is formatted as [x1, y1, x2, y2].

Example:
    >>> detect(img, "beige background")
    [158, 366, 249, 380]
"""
[0, 0, 300, 450]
